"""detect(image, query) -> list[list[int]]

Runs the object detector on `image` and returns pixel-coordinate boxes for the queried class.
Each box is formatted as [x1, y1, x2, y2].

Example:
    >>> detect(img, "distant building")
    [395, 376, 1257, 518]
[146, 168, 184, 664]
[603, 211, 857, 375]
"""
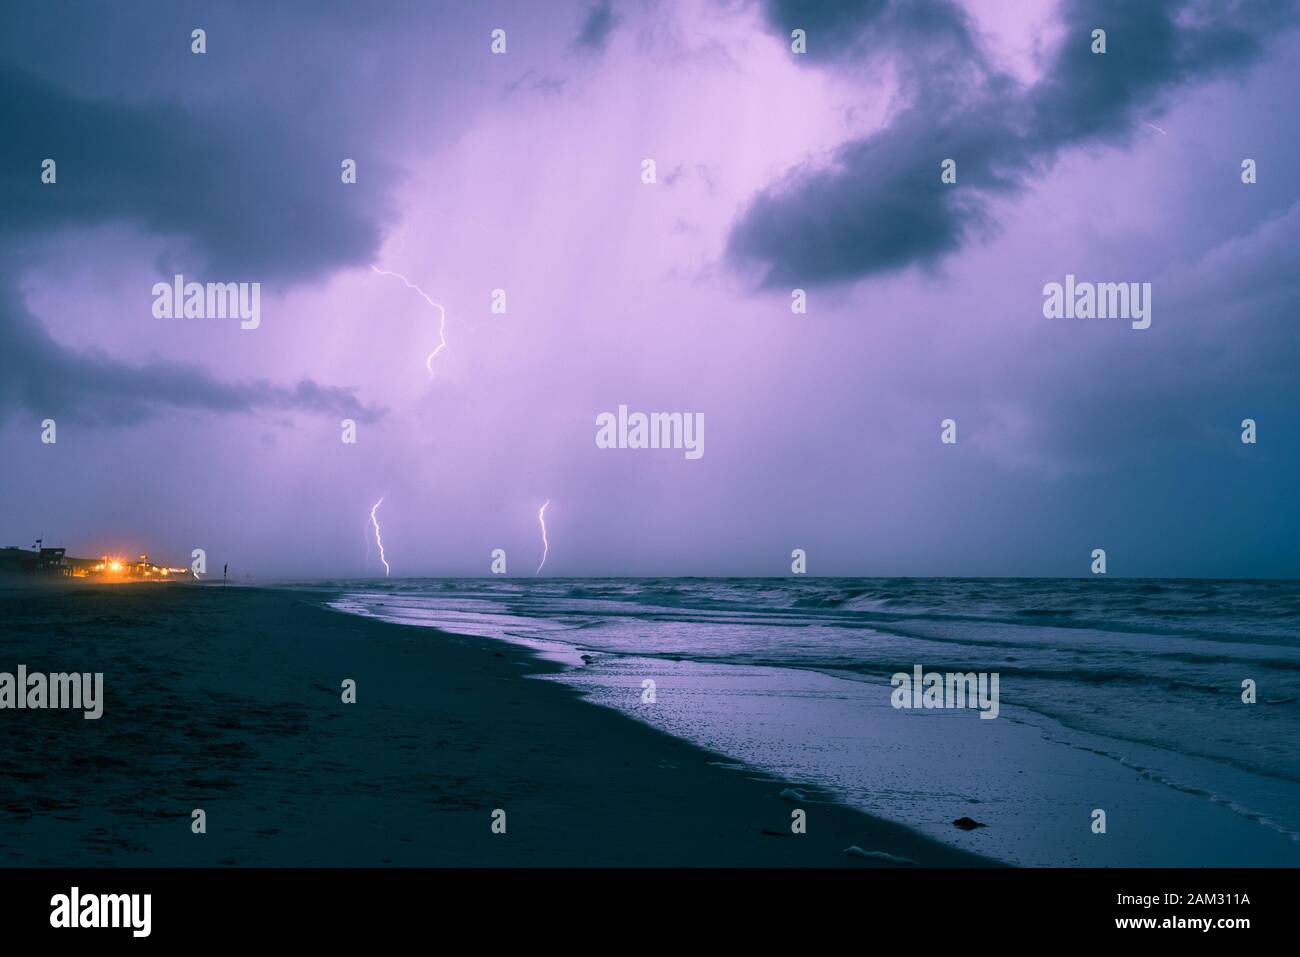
[0, 546, 71, 577]
[0, 546, 190, 580]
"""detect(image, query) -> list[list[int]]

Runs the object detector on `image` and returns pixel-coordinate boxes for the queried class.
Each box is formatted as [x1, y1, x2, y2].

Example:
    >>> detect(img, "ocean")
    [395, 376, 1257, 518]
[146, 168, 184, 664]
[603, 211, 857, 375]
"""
[312, 577, 1300, 866]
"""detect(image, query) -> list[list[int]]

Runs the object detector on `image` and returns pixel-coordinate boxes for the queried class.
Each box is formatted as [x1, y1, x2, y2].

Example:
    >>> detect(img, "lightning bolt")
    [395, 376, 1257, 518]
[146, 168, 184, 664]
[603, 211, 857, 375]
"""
[371, 266, 448, 376]
[370, 497, 390, 577]
[1142, 121, 1167, 135]
[535, 500, 550, 576]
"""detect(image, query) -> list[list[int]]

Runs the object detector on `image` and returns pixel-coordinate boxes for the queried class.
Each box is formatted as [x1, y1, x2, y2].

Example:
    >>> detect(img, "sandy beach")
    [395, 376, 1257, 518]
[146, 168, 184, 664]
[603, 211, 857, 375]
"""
[0, 584, 994, 867]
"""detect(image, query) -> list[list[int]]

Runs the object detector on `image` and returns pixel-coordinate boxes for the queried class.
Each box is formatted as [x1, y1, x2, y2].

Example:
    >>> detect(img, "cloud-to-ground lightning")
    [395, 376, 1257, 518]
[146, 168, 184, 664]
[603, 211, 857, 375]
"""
[535, 500, 550, 575]
[371, 266, 448, 376]
[370, 497, 390, 577]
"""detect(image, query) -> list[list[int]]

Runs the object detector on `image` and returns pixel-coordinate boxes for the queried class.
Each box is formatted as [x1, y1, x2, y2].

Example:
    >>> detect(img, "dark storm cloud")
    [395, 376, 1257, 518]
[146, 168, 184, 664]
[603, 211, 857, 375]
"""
[0, 64, 392, 281]
[0, 285, 386, 427]
[726, 96, 1026, 285]
[728, 0, 1298, 287]
[573, 1, 620, 54]
[1028, 0, 1278, 149]
[0, 13, 399, 424]
[758, 0, 976, 61]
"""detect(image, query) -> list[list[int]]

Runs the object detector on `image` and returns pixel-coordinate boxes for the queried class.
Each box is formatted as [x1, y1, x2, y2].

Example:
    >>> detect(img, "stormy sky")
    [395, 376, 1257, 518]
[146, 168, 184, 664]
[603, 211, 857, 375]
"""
[1, 0, 1297, 578]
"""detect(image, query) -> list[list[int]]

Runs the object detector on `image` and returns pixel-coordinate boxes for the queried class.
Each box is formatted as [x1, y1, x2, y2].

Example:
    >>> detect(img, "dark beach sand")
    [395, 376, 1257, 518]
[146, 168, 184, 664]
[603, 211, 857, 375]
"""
[0, 584, 996, 867]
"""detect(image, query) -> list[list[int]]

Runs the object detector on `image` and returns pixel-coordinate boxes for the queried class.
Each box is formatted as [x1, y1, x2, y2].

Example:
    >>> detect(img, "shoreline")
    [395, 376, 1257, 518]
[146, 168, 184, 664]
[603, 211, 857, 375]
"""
[0, 584, 997, 867]
[324, 579, 1300, 867]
